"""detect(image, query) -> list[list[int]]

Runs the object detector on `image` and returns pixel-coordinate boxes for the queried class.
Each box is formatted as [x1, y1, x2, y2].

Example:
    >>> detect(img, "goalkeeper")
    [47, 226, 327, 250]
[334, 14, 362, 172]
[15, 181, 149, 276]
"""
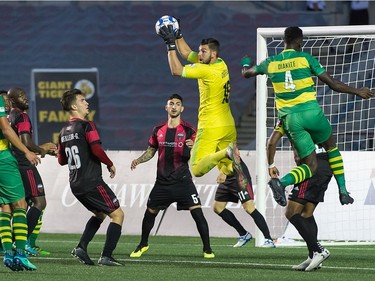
[156, 18, 249, 195]
[241, 26, 373, 206]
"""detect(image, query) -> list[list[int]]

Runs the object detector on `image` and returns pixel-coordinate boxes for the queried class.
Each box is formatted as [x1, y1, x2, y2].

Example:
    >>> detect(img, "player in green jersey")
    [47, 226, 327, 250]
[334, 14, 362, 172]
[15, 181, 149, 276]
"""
[241, 26, 373, 206]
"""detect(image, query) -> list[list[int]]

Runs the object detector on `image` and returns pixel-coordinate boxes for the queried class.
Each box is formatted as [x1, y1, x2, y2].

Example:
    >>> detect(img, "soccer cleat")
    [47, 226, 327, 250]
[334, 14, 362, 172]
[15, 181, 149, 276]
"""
[203, 250, 215, 259]
[13, 253, 37, 271]
[339, 192, 354, 205]
[25, 240, 39, 256]
[233, 232, 252, 248]
[129, 245, 149, 258]
[261, 239, 276, 248]
[33, 246, 50, 255]
[98, 256, 123, 266]
[292, 257, 322, 271]
[268, 178, 287, 207]
[226, 143, 248, 190]
[3, 253, 23, 272]
[305, 248, 330, 271]
[71, 247, 95, 265]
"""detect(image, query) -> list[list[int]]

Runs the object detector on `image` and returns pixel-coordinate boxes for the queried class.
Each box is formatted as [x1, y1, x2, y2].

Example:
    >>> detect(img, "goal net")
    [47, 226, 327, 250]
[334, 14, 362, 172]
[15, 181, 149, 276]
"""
[254, 25, 375, 246]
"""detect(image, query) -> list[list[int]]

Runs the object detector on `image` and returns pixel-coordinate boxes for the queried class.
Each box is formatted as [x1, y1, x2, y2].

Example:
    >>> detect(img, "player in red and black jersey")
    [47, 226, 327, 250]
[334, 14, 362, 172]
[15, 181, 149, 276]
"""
[8, 88, 57, 256]
[129, 94, 214, 259]
[58, 89, 124, 266]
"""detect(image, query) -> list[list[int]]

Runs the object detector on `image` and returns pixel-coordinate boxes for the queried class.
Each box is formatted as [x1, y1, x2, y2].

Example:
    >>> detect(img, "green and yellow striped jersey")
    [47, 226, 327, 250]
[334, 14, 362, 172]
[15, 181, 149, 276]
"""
[256, 49, 326, 117]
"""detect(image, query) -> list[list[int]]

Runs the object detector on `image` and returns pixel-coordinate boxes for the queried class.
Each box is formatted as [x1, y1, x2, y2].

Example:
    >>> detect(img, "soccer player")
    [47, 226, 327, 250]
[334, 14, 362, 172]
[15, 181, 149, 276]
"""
[267, 119, 331, 271]
[157, 19, 250, 195]
[241, 26, 373, 206]
[58, 89, 124, 266]
[0, 91, 40, 271]
[214, 162, 275, 248]
[8, 87, 57, 256]
[129, 94, 214, 259]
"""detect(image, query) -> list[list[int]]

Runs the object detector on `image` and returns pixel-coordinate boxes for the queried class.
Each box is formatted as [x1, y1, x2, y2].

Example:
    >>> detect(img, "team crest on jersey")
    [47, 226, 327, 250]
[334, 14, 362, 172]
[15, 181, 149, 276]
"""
[37, 184, 44, 193]
[177, 132, 185, 141]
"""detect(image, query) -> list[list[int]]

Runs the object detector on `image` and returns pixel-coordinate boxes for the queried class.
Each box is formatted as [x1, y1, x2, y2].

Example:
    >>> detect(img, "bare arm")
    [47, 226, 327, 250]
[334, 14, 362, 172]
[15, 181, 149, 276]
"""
[20, 133, 48, 157]
[167, 50, 184, 76]
[318, 72, 373, 99]
[130, 146, 157, 170]
[241, 66, 259, 78]
[266, 130, 283, 178]
[175, 37, 192, 60]
[0, 117, 40, 165]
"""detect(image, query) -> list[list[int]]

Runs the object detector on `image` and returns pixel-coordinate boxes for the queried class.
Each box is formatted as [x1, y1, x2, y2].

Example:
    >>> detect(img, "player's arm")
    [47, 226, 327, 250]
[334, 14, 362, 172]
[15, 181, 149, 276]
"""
[266, 129, 283, 178]
[90, 142, 115, 178]
[168, 50, 184, 76]
[318, 72, 373, 99]
[0, 116, 40, 166]
[20, 133, 48, 157]
[241, 56, 259, 78]
[131, 146, 157, 170]
[176, 37, 193, 60]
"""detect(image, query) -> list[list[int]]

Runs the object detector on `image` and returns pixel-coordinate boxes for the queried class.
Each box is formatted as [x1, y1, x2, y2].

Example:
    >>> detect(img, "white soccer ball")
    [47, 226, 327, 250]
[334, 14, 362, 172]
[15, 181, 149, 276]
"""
[155, 15, 179, 36]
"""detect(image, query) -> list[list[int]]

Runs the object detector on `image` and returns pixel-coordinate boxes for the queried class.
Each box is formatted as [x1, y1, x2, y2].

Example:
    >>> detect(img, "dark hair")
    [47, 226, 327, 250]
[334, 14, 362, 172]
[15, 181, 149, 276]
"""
[167, 93, 183, 103]
[284, 26, 303, 45]
[7, 87, 26, 100]
[61, 88, 83, 111]
[201, 38, 220, 54]
[0, 89, 7, 95]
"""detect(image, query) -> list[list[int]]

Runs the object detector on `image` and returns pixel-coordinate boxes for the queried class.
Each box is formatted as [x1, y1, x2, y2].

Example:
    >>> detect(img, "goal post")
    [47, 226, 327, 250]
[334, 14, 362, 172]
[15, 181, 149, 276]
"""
[254, 25, 375, 246]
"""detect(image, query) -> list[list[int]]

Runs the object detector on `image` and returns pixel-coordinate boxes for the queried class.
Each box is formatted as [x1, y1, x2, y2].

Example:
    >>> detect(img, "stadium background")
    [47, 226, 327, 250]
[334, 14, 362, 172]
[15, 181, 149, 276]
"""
[1, 1, 373, 150]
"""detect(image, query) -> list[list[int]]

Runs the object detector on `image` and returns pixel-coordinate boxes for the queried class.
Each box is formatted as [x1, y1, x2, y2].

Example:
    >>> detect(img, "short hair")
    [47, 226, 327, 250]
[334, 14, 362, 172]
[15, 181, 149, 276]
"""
[201, 38, 220, 54]
[61, 88, 83, 111]
[7, 87, 26, 100]
[167, 93, 183, 104]
[284, 26, 303, 45]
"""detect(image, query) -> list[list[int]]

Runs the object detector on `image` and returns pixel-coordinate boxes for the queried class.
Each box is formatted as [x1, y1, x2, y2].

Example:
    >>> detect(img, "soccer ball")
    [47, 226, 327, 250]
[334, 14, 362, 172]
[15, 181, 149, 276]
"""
[155, 15, 179, 36]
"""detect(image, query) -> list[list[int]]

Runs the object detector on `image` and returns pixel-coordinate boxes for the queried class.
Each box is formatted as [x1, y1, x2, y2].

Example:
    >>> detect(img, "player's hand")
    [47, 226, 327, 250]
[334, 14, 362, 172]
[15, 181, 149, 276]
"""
[158, 25, 176, 51]
[108, 165, 116, 178]
[173, 16, 183, 39]
[25, 151, 41, 166]
[356, 87, 373, 99]
[216, 173, 227, 184]
[130, 159, 140, 170]
[268, 167, 280, 178]
[40, 142, 58, 156]
[241, 56, 252, 68]
[185, 138, 194, 149]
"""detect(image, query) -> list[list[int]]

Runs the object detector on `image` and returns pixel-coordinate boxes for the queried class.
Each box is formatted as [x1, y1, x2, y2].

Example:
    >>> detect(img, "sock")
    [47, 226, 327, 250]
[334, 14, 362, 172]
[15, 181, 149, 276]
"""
[140, 210, 157, 246]
[29, 210, 44, 248]
[27, 206, 42, 238]
[13, 208, 28, 255]
[77, 216, 102, 251]
[218, 209, 247, 236]
[191, 148, 227, 177]
[327, 147, 347, 193]
[280, 164, 312, 187]
[250, 209, 272, 240]
[289, 214, 321, 253]
[101, 222, 122, 257]
[305, 215, 320, 257]
[0, 212, 13, 252]
[190, 208, 211, 252]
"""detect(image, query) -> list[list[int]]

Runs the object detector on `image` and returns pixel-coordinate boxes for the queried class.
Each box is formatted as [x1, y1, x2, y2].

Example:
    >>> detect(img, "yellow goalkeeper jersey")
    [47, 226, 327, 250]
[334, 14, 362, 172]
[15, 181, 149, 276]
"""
[182, 52, 235, 129]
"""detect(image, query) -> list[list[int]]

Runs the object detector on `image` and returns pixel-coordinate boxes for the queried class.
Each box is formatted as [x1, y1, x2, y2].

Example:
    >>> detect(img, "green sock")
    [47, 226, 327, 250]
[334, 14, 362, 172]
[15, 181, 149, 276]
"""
[29, 210, 44, 247]
[0, 212, 13, 252]
[327, 147, 347, 193]
[13, 208, 28, 255]
[280, 164, 312, 186]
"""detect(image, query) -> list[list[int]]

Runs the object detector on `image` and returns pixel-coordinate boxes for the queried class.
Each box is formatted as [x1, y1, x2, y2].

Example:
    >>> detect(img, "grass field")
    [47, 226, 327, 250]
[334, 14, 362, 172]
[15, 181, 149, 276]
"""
[1, 233, 374, 281]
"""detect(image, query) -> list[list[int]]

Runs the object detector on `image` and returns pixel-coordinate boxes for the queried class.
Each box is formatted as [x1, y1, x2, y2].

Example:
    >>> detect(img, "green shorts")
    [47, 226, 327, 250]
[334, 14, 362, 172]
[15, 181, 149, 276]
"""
[0, 152, 25, 205]
[282, 109, 332, 159]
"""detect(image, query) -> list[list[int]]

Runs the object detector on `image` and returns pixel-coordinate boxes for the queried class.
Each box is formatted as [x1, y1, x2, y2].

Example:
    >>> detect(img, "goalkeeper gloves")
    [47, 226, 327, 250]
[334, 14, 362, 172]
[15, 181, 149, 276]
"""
[174, 17, 183, 39]
[158, 25, 176, 51]
[241, 56, 252, 68]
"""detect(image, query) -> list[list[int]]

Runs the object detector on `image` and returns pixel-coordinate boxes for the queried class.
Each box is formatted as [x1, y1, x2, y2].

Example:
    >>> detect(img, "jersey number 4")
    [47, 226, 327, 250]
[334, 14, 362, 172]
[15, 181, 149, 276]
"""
[65, 145, 81, 170]
[284, 70, 296, 91]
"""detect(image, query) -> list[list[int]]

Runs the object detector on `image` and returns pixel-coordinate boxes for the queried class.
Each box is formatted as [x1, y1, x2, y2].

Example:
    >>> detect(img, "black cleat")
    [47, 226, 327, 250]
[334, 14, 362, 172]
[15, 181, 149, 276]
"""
[339, 192, 354, 205]
[268, 178, 287, 207]
[71, 247, 95, 265]
[98, 256, 123, 266]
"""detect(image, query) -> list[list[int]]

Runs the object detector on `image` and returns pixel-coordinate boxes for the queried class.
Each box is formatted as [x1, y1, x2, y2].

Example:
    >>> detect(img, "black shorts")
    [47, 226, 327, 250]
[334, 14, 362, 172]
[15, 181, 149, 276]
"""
[215, 175, 254, 203]
[147, 179, 201, 211]
[289, 153, 332, 204]
[73, 180, 120, 215]
[19, 166, 45, 201]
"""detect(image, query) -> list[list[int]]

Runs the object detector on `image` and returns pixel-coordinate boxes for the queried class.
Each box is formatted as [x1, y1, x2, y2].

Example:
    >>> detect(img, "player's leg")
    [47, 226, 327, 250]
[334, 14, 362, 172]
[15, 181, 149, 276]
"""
[0, 205, 18, 271]
[29, 209, 50, 255]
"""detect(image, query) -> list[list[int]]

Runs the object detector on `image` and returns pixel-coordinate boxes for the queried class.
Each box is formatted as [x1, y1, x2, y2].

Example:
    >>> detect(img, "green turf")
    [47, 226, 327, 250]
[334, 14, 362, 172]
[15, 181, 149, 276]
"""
[2, 233, 374, 281]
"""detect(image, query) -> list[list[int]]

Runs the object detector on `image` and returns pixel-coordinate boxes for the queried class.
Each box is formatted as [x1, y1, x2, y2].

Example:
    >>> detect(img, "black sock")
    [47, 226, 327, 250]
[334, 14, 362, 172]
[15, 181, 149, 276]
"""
[140, 210, 157, 246]
[190, 208, 211, 252]
[250, 209, 272, 240]
[78, 216, 102, 251]
[102, 222, 122, 257]
[289, 214, 320, 253]
[218, 209, 247, 236]
[27, 207, 42, 238]
[305, 215, 322, 256]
